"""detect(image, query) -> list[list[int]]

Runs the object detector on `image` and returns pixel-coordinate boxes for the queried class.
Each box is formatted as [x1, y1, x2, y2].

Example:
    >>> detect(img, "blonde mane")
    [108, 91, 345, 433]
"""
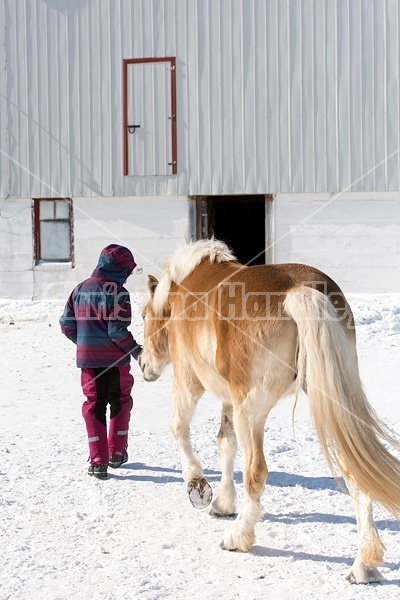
[152, 239, 237, 313]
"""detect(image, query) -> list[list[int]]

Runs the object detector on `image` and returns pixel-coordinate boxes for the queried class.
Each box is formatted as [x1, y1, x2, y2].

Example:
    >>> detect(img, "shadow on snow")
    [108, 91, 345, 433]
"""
[107, 462, 399, 533]
[250, 545, 400, 577]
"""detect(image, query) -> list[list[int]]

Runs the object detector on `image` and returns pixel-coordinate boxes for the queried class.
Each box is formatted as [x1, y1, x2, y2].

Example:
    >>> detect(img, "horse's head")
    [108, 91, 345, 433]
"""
[138, 275, 171, 381]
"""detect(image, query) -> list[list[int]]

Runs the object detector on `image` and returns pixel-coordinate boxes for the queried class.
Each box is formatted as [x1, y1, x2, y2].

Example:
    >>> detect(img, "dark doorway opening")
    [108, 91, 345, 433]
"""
[212, 196, 265, 265]
[191, 195, 267, 266]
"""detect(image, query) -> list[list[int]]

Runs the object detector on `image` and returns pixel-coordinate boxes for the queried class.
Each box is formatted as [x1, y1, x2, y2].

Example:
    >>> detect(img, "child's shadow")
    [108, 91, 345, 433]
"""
[108, 461, 220, 483]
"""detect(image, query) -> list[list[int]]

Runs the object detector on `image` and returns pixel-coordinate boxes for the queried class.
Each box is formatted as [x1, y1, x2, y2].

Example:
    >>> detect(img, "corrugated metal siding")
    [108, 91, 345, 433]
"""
[1, 0, 400, 197]
[0, 0, 7, 197]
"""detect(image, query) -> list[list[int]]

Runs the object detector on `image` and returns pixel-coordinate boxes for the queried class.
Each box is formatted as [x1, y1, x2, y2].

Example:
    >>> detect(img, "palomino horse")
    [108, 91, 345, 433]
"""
[138, 239, 400, 584]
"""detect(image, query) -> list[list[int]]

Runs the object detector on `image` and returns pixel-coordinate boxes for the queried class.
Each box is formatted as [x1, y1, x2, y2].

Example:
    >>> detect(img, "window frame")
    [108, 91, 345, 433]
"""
[33, 198, 75, 266]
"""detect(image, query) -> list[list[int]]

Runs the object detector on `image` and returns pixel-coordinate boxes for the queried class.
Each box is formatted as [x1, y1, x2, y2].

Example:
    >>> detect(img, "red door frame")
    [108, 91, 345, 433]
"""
[122, 57, 177, 176]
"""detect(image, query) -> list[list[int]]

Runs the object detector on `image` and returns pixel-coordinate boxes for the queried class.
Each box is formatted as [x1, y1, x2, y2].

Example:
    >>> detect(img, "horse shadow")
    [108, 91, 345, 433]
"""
[231, 470, 344, 491]
[266, 470, 343, 491]
[263, 510, 399, 532]
[107, 461, 221, 484]
[250, 544, 354, 566]
[108, 461, 400, 576]
[250, 545, 400, 577]
[108, 463, 400, 533]
[264, 471, 399, 532]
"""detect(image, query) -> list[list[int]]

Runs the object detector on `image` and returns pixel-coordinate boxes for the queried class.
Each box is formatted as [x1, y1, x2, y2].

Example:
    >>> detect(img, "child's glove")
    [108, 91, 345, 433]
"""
[131, 344, 143, 361]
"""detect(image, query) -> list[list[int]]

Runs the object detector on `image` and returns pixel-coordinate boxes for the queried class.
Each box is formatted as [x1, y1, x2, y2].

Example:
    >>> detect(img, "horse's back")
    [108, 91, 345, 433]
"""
[222, 262, 352, 326]
[231, 263, 343, 293]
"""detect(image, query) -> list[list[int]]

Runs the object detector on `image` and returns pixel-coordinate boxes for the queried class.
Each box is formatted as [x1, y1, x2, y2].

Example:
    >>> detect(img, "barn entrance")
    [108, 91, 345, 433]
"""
[190, 195, 273, 266]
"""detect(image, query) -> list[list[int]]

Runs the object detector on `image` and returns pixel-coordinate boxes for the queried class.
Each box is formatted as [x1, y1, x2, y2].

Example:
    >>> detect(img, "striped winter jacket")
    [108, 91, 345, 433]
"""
[60, 244, 140, 368]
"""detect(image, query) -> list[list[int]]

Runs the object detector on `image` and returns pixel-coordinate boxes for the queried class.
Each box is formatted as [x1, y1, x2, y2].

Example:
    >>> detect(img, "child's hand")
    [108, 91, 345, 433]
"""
[131, 344, 143, 361]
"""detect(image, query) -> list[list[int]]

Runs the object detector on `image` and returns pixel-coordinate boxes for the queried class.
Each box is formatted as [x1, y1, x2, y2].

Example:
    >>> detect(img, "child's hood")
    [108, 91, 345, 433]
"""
[92, 244, 136, 284]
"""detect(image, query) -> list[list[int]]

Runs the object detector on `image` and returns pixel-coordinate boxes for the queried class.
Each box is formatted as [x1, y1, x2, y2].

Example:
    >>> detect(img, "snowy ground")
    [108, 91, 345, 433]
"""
[0, 294, 400, 600]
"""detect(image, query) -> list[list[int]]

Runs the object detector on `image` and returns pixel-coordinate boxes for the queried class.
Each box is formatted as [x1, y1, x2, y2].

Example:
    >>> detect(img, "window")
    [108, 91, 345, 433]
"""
[33, 198, 74, 265]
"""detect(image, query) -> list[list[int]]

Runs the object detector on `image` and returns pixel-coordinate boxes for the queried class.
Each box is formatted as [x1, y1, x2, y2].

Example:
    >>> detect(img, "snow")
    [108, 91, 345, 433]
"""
[0, 294, 400, 600]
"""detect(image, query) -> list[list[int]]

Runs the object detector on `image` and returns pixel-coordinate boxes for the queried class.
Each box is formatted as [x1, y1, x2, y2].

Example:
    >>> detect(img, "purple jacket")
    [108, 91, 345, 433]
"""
[60, 245, 140, 368]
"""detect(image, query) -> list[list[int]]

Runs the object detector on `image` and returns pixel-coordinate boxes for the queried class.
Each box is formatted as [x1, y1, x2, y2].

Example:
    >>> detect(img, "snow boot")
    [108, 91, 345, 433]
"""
[88, 464, 108, 478]
[109, 451, 128, 469]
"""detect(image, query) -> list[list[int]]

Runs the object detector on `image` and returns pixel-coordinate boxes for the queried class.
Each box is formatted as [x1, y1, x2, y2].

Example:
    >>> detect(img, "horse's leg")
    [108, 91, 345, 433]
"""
[170, 371, 204, 481]
[170, 371, 212, 507]
[345, 477, 385, 584]
[221, 389, 270, 552]
[210, 402, 237, 517]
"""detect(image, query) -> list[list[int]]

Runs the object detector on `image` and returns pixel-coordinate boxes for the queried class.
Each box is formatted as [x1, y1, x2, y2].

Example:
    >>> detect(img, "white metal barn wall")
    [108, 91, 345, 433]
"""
[1, 0, 400, 199]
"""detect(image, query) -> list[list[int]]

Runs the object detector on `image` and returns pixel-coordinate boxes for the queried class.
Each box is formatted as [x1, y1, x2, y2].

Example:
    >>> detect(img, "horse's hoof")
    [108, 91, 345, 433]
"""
[187, 477, 212, 509]
[209, 505, 236, 518]
[346, 566, 384, 585]
[221, 525, 255, 552]
[220, 540, 237, 551]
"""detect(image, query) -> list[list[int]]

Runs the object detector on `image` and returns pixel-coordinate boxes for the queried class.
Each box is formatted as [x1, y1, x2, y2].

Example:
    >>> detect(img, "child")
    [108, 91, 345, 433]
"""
[60, 244, 142, 479]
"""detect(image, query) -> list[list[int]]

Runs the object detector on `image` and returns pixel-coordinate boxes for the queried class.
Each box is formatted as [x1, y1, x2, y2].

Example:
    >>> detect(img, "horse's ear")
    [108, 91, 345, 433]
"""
[147, 275, 159, 296]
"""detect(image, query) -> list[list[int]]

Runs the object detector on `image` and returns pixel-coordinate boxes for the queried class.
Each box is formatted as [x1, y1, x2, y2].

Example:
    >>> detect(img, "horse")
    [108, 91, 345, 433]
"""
[138, 238, 400, 584]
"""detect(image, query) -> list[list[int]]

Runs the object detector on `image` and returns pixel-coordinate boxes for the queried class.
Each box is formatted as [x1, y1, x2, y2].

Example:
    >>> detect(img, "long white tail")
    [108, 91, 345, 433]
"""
[284, 286, 400, 519]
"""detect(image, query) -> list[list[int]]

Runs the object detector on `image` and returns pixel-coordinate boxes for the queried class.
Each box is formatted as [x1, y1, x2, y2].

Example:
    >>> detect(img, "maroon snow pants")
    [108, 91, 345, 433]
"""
[81, 365, 134, 466]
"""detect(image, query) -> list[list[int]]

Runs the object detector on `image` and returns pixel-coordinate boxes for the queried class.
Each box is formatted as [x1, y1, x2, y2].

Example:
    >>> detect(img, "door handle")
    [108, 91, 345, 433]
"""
[127, 124, 141, 134]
